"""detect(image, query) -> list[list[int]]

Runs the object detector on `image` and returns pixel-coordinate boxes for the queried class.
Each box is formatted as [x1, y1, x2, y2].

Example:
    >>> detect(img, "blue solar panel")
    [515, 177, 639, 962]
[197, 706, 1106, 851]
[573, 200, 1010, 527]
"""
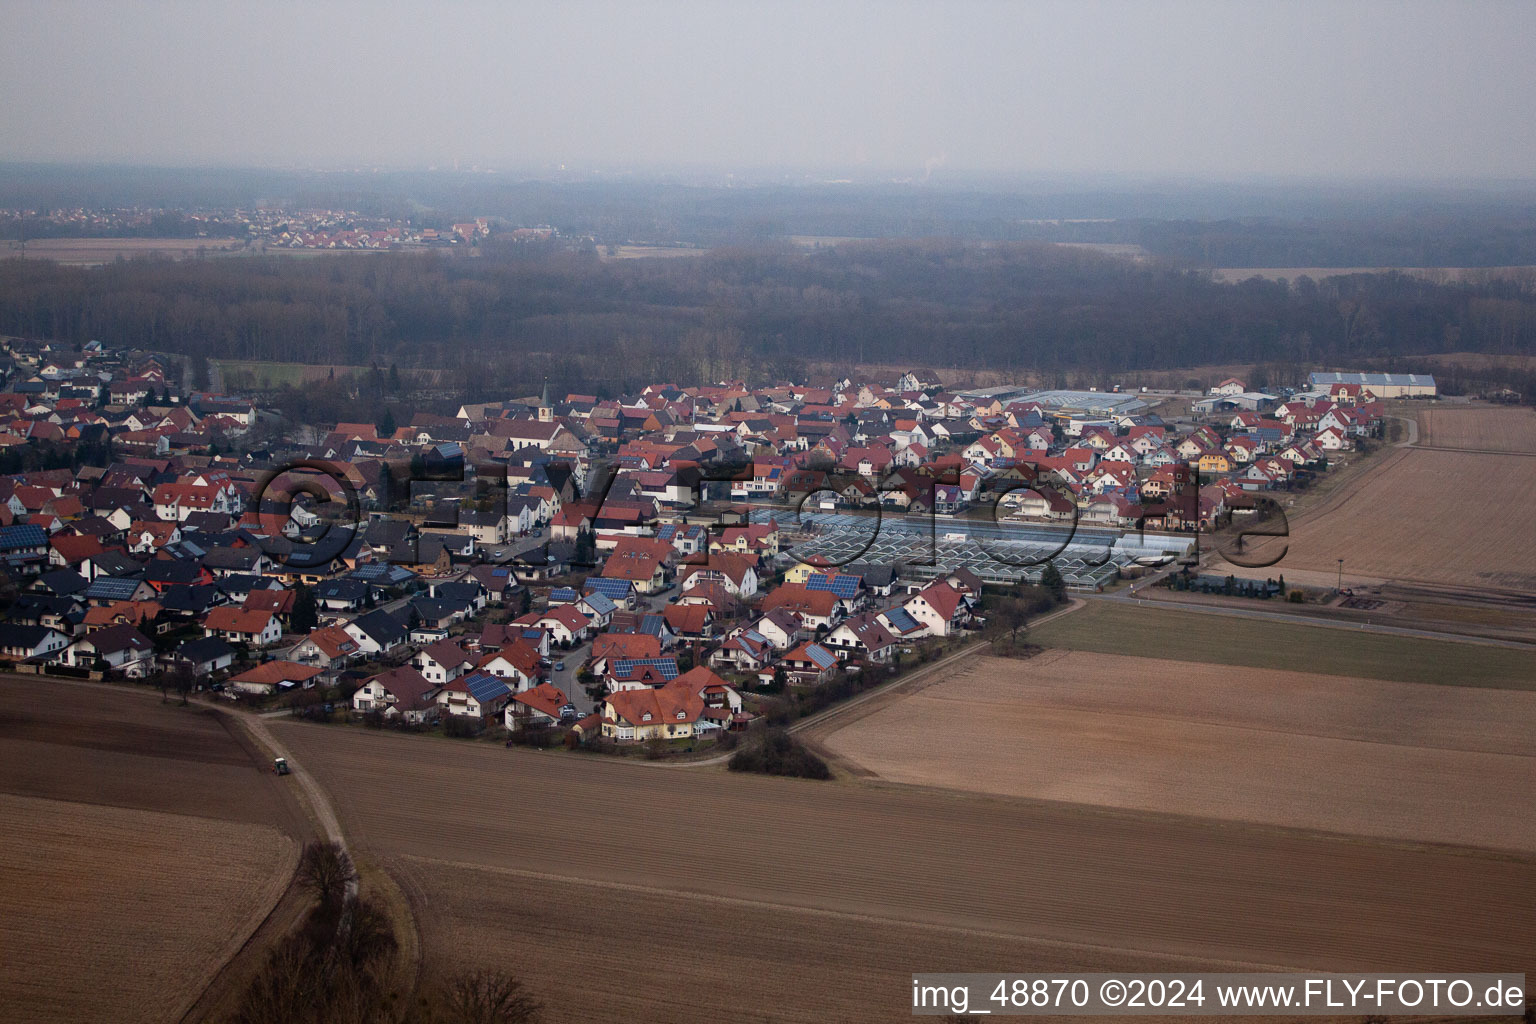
[805, 572, 860, 599]
[0, 524, 48, 550]
[85, 577, 143, 600]
[583, 577, 635, 600]
[882, 608, 921, 634]
[805, 644, 837, 669]
[462, 672, 512, 704]
[610, 657, 679, 680]
[548, 587, 579, 604]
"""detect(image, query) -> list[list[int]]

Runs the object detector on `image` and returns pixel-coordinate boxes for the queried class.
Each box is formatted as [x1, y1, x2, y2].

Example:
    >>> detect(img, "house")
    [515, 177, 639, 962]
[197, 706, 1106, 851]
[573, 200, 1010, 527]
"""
[165, 635, 237, 676]
[678, 552, 759, 599]
[661, 602, 715, 641]
[58, 624, 155, 677]
[824, 613, 897, 662]
[352, 666, 440, 723]
[203, 606, 283, 647]
[1210, 378, 1247, 396]
[589, 633, 663, 676]
[474, 640, 543, 691]
[344, 609, 408, 655]
[605, 657, 680, 691]
[463, 564, 522, 605]
[228, 660, 324, 696]
[758, 584, 843, 631]
[667, 665, 746, 725]
[437, 671, 514, 720]
[0, 623, 70, 661]
[520, 604, 591, 646]
[902, 581, 973, 637]
[748, 607, 801, 650]
[709, 628, 774, 672]
[313, 578, 369, 612]
[289, 624, 364, 671]
[575, 590, 617, 630]
[414, 639, 473, 685]
[505, 682, 571, 731]
[778, 641, 839, 684]
[600, 683, 705, 742]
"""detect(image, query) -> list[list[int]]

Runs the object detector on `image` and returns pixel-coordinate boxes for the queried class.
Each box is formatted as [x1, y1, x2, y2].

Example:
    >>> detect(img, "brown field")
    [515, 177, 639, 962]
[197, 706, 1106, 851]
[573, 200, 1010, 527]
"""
[273, 720, 1536, 1022]
[0, 679, 308, 1022]
[0, 793, 296, 1024]
[1218, 446, 1536, 591]
[1, 236, 244, 265]
[821, 651, 1536, 850]
[1416, 404, 1536, 453]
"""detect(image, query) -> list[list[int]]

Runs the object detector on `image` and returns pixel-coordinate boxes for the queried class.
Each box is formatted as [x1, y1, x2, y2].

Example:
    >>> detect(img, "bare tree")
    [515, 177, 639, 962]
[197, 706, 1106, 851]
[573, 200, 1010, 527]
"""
[297, 841, 356, 907]
[171, 663, 195, 705]
[437, 968, 543, 1024]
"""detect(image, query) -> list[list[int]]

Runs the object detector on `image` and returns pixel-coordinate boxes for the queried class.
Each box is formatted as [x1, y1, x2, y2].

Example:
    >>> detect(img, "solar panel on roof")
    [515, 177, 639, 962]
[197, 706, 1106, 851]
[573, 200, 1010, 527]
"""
[85, 577, 142, 600]
[805, 644, 837, 669]
[610, 657, 679, 680]
[882, 608, 920, 633]
[584, 577, 635, 600]
[805, 573, 860, 599]
[464, 673, 512, 704]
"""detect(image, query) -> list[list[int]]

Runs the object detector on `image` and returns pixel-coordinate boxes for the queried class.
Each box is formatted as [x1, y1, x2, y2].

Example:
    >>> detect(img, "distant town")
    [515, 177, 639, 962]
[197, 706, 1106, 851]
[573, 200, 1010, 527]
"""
[1, 205, 556, 253]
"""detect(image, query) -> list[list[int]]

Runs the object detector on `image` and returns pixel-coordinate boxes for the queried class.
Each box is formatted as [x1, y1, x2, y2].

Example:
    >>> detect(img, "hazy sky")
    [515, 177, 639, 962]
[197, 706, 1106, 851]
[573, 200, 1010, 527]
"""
[3, 0, 1535, 180]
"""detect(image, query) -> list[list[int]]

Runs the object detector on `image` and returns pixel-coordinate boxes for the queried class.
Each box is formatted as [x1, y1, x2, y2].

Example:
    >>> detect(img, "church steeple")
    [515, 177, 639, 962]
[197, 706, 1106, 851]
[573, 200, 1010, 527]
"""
[537, 376, 553, 422]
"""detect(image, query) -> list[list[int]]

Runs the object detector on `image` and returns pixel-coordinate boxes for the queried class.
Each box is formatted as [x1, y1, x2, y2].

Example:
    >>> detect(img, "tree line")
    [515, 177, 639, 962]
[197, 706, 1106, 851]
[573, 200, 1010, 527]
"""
[3, 242, 1535, 397]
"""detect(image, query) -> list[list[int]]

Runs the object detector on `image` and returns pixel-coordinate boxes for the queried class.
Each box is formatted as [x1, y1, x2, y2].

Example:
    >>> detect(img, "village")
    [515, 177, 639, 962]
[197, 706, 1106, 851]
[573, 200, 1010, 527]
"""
[0, 335, 1420, 754]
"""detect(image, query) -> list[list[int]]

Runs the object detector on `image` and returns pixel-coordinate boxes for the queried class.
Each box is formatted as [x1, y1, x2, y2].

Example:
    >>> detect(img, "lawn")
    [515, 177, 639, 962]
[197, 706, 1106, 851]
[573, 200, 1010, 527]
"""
[1028, 600, 1536, 690]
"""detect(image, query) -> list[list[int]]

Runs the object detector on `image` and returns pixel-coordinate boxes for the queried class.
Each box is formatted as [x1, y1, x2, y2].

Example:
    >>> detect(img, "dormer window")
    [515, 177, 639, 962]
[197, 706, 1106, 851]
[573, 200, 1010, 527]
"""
[641, 712, 652, 722]
[676, 711, 686, 720]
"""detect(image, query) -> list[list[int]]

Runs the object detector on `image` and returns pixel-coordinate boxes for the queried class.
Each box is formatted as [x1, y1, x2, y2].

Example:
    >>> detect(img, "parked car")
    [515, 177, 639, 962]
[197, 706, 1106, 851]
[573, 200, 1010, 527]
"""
[553, 660, 566, 671]
[558, 703, 578, 720]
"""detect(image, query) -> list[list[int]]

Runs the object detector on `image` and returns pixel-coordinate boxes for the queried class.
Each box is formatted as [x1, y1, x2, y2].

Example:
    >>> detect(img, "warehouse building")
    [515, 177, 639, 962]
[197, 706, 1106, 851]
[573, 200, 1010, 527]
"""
[1307, 372, 1437, 398]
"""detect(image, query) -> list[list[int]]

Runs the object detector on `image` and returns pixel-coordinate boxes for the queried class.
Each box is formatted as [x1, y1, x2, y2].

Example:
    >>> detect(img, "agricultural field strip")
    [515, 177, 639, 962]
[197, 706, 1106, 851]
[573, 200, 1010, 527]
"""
[1026, 600, 1536, 688]
[274, 722, 1536, 973]
[395, 859, 1248, 1024]
[1415, 405, 1536, 453]
[397, 853, 1305, 971]
[819, 652, 1536, 851]
[0, 792, 297, 1024]
[906, 685, 1536, 758]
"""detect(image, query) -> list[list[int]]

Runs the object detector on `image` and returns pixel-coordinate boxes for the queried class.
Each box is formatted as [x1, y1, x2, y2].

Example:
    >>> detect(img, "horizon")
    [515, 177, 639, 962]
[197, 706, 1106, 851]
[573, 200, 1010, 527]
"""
[4, 1, 1535, 180]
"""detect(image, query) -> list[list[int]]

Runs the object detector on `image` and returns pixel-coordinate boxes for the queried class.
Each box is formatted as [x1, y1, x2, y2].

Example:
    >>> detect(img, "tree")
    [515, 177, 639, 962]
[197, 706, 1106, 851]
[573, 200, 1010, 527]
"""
[1041, 561, 1066, 602]
[292, 584, 319, 633]
[296, 841, 355, 907]
[172, 663, 195, 705]
[378, 407, 397, 439]
[436, 968, 543, 1024]
[389, 363, 402, 391]
[996, 599, 1030, 650]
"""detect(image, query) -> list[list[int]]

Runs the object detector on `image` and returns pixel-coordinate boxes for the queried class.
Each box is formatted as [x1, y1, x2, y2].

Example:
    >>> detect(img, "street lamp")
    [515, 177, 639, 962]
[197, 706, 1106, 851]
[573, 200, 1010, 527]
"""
[1337, 558, 1344, 593]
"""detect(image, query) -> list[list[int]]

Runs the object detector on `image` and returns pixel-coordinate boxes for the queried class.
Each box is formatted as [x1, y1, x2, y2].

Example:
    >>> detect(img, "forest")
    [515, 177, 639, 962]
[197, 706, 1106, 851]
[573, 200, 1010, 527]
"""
[3, 240, 1536, 401]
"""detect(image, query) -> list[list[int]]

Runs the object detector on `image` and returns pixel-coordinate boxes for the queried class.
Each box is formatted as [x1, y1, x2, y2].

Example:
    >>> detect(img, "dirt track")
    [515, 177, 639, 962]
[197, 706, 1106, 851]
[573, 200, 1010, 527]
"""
[274, 721, 1536, 1021]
